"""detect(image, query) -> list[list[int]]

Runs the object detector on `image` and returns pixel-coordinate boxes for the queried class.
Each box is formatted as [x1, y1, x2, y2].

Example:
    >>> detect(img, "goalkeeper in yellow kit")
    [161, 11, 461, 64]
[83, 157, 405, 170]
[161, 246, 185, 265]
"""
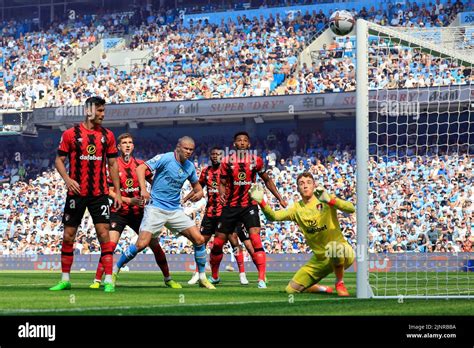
[249, 172, 355, 296]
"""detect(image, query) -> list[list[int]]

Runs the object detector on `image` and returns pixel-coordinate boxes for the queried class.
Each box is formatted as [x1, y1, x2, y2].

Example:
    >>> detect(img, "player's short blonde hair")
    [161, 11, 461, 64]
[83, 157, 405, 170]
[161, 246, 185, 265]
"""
[177, 136, 195, 146]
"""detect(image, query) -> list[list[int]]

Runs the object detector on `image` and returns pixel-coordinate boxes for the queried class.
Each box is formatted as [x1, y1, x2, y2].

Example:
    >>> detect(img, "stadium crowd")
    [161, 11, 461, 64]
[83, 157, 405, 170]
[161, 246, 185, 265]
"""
[2, 0, 473, 108]
[0, 129, 472, 256]
[0, 8, 157, 110]
[299, 36, 474, 95]
[294, 0, 474, 94]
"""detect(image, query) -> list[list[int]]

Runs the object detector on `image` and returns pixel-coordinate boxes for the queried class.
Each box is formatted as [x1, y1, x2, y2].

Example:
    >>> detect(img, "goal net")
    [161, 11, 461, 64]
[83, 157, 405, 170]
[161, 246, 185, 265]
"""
[355, 20, 474, 299]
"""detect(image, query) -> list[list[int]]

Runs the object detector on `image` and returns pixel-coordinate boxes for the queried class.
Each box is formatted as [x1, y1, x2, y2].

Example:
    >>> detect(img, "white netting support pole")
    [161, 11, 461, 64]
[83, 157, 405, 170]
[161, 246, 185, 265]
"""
[356, 18, 370, 299]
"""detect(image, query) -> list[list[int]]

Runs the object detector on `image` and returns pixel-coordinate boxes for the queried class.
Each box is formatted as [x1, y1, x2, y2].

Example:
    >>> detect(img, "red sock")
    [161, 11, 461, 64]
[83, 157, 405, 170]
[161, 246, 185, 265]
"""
[61, 241, 74, 274]
[210, 236, 225, 279]
[249, 234, 266, 281]
[234, 247, 245, 273]
[150, 242, 170, 278]
[100, 241, 116, 276]
[94, 263, 104, 282]
[95, 241, 116, 281]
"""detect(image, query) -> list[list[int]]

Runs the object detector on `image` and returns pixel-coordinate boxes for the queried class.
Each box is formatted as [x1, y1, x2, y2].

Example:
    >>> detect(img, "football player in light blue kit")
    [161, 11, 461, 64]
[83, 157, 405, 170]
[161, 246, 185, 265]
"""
[115, 136, 216, 289]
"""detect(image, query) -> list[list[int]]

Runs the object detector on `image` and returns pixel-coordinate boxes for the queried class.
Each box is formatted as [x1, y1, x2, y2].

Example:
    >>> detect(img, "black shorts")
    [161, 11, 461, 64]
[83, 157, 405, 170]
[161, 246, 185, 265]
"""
[201, 215, 249, 241]
[110, 212, 143, 234]
[218, 205, 260, 234]
[235, 224, 250, 242]
[200, 215, 220, 236]
[62, 195, 110, 227]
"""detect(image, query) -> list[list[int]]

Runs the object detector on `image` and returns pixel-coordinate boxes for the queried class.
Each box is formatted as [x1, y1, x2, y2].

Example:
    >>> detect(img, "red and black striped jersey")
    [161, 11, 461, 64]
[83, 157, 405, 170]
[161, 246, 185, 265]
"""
[58, 123, 118, 197]
[109, 156, 153, 216]
[199, 165, 222, 217]
[220, 153, 265, 208]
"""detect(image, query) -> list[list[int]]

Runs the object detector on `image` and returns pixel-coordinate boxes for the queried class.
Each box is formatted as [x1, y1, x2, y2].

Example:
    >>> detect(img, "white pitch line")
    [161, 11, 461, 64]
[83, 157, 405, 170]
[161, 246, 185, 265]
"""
[0, 283, 56, 287]
[0, 278, 295, 287]
[0, 298, 347, 314]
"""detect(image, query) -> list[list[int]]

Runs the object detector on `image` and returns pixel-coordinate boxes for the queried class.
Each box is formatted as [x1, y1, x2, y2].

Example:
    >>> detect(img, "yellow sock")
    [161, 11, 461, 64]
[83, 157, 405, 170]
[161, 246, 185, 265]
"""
[285, 284, 300, 294]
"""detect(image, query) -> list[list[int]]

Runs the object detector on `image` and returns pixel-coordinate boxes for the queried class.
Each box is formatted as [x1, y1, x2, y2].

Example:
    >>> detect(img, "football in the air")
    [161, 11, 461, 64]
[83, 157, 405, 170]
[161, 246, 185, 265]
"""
[329, 10, 355, 36]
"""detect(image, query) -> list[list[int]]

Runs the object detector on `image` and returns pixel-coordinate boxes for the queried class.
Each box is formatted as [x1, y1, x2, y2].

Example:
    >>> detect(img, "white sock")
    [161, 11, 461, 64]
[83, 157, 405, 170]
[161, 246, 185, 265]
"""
[164, 276, 171, 282]
[112, 265, 119, 273]
[61, 272, 70, 282]
[104, 275, 113, 283]
[94, 279, 101, 283]
[199, 272, 207, 281]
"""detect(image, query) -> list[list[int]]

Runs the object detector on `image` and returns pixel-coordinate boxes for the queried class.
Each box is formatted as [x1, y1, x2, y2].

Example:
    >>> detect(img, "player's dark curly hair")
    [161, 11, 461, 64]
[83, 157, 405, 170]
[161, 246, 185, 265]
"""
[85, 96, 106, 108]
[233, 131, 250, 140]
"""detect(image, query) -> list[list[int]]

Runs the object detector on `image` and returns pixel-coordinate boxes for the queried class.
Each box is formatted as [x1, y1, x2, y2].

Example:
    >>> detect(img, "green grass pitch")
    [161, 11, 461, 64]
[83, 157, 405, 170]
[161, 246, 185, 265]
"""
[0, 271, 472, 315]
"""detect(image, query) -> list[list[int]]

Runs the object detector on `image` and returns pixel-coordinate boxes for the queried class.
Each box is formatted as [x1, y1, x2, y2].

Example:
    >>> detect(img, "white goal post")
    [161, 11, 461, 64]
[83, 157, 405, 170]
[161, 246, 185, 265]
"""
[356, 19, 474, 299]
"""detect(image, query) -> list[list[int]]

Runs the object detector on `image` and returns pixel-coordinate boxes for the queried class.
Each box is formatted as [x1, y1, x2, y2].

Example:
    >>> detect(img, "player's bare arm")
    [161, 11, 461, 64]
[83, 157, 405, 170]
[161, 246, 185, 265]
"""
[108, 157, 123, 210]
[55, 154, 80, 195]
[182, 190, 195, 204]
[184, 181, 204, 203]
[136, 163, 151, 202]
[109, 187, 142, 207]
[183, 176, 205, 203]
[184, 172, 207, 204]
[259, 171, 288, 208]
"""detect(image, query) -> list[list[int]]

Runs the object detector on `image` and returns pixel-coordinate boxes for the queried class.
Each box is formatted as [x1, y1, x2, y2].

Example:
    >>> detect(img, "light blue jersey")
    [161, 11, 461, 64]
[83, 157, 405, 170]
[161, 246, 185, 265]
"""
[145, 152, 198, 211]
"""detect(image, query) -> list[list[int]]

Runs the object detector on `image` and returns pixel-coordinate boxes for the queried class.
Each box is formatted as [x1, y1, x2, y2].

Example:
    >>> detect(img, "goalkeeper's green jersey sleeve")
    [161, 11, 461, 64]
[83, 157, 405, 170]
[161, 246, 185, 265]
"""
[261, 195, 355, 258]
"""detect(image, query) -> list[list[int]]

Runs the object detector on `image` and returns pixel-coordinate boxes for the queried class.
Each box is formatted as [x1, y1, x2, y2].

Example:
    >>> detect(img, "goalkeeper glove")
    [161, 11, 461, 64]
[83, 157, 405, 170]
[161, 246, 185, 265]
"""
[249, 183, 265, 206]
[315, 186, 336, 207]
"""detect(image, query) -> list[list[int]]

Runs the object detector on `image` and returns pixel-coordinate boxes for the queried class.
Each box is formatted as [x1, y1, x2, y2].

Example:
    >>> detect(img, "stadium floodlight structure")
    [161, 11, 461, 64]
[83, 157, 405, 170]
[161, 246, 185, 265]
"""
[356, 19, 474, 299]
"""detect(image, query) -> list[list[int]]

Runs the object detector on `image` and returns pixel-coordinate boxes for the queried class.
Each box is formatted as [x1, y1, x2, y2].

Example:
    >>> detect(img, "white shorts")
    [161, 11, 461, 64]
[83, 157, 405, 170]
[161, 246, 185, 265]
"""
[140, 205, 195, 236]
